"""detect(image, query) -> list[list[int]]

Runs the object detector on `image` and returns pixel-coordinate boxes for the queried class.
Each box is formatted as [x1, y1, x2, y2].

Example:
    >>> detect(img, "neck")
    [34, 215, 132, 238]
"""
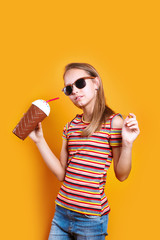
[81, 92, 97, 122]
[82, 106, 94, 122]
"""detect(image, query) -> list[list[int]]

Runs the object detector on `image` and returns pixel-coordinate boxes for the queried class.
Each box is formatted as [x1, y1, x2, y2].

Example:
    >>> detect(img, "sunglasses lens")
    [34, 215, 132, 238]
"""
[63, 78, 87, 96]
[64, 86, 72, 96]
[75, 78, 86, 89]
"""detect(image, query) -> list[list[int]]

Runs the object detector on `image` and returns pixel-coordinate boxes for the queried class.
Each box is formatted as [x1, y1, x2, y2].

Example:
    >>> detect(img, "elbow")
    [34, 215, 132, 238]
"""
[117, 176, 128, 182]
[115, 173, 129, 182]
[58, 176, 65, 182]
[115, 167, 131, 182]
[57, 174, 64, 182]
[57, 170, 65, 182]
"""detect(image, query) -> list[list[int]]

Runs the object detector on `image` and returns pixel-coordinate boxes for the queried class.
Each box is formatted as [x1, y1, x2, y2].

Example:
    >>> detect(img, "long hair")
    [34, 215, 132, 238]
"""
[63, 63, 115, 137]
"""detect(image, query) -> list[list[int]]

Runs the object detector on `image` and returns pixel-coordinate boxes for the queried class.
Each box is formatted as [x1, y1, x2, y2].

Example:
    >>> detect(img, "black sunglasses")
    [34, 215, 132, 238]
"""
[62, 76, 95, 96]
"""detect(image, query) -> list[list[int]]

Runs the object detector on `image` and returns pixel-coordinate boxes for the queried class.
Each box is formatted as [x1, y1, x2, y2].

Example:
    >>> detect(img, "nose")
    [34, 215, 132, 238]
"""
[71, 84, 79, 95]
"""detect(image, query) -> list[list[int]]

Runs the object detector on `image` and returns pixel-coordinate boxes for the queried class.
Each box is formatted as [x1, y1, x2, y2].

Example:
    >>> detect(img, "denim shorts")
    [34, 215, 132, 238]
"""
[48, 204, 109, 240]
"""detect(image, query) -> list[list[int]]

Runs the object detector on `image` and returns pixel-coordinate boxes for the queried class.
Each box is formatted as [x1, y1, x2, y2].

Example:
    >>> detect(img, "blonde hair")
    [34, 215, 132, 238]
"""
[63, 63, 115, 137]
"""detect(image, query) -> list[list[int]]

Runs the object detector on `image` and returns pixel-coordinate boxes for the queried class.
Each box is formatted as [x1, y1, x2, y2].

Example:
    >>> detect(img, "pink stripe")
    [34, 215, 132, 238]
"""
[65, 177, 98, 187]
[58, 194, 101, 209]
[70, 159, 106, 168]
[61, 185, 100, 198]
[67, 167, 103, 177]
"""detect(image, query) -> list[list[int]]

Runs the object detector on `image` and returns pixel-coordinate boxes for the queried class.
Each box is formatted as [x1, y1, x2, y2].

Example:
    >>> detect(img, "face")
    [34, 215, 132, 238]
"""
[63, 68, 99, 110]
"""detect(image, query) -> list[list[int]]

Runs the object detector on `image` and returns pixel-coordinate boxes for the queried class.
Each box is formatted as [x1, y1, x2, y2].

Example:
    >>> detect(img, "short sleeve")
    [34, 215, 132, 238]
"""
[109, 113, 123, 147]
[62, 122, 69, 140]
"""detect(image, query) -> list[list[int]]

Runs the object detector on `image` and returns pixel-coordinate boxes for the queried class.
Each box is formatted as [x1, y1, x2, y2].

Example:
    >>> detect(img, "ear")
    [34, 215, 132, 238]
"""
[94, 77, 100, 90]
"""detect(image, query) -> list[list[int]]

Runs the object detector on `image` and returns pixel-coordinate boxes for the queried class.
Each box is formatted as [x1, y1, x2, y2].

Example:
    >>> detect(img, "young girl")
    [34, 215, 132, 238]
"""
[29, 63, 140, 239]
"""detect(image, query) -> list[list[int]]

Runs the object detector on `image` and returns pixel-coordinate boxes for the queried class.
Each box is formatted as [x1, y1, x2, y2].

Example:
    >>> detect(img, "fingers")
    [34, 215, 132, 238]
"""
[124, 113, 136, 123]
[128, 123, 140, 135]
[125, 115, 140, 134]
[126, 113, 137, 123]
[128, 113, 136, 119]
[128, 124, 138, 130]
[125, 113, 139, 127]
[35, 122, 42, 131]
[126, 119, 137, 127]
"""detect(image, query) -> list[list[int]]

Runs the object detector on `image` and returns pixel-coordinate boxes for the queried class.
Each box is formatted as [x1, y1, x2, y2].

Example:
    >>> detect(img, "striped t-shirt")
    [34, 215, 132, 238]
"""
[55, 113, 123, 216]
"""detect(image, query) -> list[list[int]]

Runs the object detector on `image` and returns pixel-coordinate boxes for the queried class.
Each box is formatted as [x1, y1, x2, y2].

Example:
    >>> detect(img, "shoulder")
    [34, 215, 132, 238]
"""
[110, 113, 124, 128]
[64, 114, 82, 129]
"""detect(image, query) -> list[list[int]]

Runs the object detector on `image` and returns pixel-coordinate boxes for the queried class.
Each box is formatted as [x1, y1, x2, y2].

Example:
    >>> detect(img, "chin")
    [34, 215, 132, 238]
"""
[74, 103, 83, 109]
[73, 101, 84, 109]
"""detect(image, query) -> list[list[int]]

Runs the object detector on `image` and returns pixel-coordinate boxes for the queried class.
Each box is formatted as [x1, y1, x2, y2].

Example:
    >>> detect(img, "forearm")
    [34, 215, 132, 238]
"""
[36, 138, 65, 181]
[115, 141, 133, 181]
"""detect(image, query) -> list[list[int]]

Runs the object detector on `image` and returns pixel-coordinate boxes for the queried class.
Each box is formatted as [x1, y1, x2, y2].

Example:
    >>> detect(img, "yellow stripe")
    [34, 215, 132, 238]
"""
[55, 202, 101, 216]
[66, 175, 99, 184]
[110, 143, 122, 146]
[65, 175, 104, 190]
[63, 183, 99, 194]
[59, 192, 101, 206]
[71, 156, 107, 165]
[101, 195, 107, 200]
[101, 205, 109, 211]
[69, 139, 107, 144]
[106, 159, 112, 163]
[70, 148, 109, 155]
[69, 166, 102, 174]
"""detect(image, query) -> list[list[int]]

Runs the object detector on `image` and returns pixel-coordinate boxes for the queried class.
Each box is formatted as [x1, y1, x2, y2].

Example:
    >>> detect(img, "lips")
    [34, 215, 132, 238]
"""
[75, 96, 83, 101]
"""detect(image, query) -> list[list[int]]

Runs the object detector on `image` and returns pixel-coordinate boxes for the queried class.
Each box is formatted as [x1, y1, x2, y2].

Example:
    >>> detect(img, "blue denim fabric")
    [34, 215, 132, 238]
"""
[48, 205, 109, 240]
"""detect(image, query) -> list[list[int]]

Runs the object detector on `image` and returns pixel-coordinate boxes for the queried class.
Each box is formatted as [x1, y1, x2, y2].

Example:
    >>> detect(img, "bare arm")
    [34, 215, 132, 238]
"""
[29, 123, 68, 182]
[112, 113, 140, 181]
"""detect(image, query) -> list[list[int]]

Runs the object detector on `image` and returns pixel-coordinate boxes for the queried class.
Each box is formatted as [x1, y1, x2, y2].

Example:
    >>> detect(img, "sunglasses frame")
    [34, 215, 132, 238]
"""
[62, 76, 95, 96]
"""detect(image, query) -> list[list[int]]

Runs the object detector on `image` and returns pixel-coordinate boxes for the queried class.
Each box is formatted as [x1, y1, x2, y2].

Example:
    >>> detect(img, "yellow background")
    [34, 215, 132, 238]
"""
[1, 0, 160, 239]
